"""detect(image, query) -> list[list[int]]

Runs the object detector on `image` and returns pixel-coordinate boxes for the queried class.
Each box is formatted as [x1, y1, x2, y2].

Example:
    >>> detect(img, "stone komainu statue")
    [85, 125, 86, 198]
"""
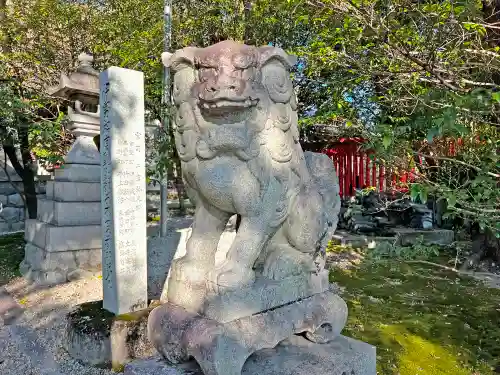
[162, 40, 341, 294]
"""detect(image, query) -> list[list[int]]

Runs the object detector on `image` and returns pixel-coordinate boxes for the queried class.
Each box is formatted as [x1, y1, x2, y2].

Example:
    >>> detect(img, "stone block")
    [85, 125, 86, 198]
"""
[25, 219, 101, 252]
[24, 242, 78, 272]
[0, 206, 22, 223]
[125, 335, 376, 375]
[63, 300, 155, 369]
[0, 194, 8, 206]
[54, 164, 101, 182]
[0, 182, 23, 195]
[45, 181, 101, 202]
[10, 221, 24, 231]
[0, 222, 11, 232]
[200, 270, 330, 323]
[394, 228, 455, 246]
[148, 291, 348, 375]
[7, 193, 24, 207]
[37, 197, 101, 226]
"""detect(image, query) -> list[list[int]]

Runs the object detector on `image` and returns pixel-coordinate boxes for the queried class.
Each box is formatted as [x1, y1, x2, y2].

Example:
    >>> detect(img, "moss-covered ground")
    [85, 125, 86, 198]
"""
[0, 232, 24, 287]
[330, 255, 500, 375]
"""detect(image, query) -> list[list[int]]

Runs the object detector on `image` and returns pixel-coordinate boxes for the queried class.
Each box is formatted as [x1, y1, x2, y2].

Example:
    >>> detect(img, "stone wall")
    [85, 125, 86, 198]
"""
[0, 149, 49, 234]
[0, 150, 25, 233]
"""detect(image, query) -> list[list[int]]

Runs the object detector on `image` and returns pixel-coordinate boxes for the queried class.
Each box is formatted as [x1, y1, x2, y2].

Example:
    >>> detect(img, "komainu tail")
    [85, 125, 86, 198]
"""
[304, 151, 342, 240]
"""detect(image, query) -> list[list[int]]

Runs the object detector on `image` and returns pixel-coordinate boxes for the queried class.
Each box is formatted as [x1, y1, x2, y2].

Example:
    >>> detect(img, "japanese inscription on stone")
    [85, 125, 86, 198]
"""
[99, 67, 147, 315]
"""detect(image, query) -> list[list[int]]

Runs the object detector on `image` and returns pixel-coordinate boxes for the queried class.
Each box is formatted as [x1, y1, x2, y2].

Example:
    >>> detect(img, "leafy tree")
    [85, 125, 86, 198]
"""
[291, 0, 499, 242]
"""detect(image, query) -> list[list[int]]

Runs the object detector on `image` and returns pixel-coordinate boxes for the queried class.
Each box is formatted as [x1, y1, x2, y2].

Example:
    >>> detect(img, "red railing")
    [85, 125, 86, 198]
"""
[322, 137, 465, 198]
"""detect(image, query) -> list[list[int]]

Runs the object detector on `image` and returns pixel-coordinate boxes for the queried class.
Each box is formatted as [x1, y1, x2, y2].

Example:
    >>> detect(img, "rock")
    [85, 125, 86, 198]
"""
[394, 228, 454, 246]
[10, 222, 24, 231]
[0, 206, 22, 223]
[125, 335, 376, 375]
[0, 222, 11, 232]
[0, 194, 7, 206]
[63, 300, 155, 369]
[7, 193, 24, 207]
[0, 182, 23, 195]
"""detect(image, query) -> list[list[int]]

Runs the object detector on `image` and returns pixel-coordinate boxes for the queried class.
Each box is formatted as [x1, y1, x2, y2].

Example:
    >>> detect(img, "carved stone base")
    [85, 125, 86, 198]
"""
[148, 290, 348, 375]
[125, 335, 376, 375]
[167, 257, 331, 321]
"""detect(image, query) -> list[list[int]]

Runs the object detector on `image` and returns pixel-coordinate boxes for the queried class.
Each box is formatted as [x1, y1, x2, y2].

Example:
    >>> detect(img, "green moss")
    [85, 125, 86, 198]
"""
[111, 362, 125, 373]
[68, 300, 115, 337]
[0, 232, 25, 286]
[68, 300, 155, 338]
[330, 260, 500, 374]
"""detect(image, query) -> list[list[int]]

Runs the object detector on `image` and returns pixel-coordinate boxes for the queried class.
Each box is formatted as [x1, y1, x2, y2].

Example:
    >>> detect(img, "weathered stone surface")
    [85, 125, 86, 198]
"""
[63, 300, 155, 369]
[0, 194, 8, 206]
[37, 197, 101, 226]
[45, 180, 101, 202]
[10, 221, 24, 231]
[100, 66, 148, 315]
[25, 219, 101, 252]
[394, 228, 455, 246]
[20, 260, 67, 285]
[7, 193, 24, 207]
[0, 149, 23, 182]
[22, 243, 102, 284]
[0, 206, 22, 223]
[162, 41, 341, 312]
[0, 222, 11, 232]
[24, 242, 78, 271]
[125, 335, 376, 375]
[148, 291, 348, 375]
[199, 270, 329, 323]
[0, 182, 23, 195]
[54, 164, 101, 182]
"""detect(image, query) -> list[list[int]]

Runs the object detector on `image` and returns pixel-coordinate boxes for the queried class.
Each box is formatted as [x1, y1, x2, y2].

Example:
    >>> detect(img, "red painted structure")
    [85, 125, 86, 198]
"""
[322, 137, 462, 198]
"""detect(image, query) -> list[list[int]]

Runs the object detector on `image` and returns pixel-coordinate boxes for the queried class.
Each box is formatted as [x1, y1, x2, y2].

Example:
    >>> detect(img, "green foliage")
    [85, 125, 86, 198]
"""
[369, 237, 441, 261]
[330, 261, 500, 374]
[0, 232, 25, 286]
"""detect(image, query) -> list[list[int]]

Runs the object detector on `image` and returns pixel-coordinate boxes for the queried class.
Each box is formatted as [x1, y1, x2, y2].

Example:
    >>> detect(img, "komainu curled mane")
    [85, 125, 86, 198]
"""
[162, 40, 341, 295]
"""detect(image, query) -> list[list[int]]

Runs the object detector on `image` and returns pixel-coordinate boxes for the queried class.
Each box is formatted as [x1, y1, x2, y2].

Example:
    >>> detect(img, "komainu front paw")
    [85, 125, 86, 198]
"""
[263, 246, 315, 280]
[171, 257, 209, 284]
[207, 260, 256, 294]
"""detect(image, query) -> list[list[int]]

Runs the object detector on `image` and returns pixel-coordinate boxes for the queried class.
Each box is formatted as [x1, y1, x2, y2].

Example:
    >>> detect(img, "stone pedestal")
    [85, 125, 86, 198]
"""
[148, 290, 349, 375]
[125, 335, 376, 375]
[21, 53, 103, 285]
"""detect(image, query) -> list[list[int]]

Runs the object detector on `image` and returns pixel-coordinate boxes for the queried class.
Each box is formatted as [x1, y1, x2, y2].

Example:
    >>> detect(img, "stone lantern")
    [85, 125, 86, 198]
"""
[22, 53, 103, 285]
[50, 53, 101, 180]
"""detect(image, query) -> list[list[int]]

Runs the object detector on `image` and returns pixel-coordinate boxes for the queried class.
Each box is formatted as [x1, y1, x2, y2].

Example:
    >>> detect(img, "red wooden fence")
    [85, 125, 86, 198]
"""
[323, 137, 463, 198]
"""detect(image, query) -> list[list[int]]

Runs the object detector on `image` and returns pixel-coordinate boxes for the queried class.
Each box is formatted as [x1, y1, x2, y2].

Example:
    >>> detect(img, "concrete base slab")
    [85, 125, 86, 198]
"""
[125, 335, 376, 375]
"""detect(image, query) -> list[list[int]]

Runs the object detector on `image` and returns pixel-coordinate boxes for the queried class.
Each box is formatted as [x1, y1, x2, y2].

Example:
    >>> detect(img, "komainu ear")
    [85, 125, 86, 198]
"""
[259, 46, 297, 69]
[161, 47, 197, 71]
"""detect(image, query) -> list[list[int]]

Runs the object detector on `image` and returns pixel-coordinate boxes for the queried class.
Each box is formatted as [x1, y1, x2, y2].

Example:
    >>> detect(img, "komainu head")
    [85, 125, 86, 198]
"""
[162, 40, 302, 165]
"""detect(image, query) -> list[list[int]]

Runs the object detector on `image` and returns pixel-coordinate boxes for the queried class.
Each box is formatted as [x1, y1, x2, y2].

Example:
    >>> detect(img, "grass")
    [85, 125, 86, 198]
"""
[330, 258, 500, 375]
[0, 232, 25, 287]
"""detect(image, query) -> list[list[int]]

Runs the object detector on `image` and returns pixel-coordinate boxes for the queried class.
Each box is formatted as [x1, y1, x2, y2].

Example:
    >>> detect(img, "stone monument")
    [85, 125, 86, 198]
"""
[100, 66, 148, 315]
[22, 53, 102, 285]
[144, 41, 376, 375]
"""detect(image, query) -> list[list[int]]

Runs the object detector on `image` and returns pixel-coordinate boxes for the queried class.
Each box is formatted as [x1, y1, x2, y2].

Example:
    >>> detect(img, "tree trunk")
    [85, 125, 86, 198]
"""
[3, 140, 37, 219]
